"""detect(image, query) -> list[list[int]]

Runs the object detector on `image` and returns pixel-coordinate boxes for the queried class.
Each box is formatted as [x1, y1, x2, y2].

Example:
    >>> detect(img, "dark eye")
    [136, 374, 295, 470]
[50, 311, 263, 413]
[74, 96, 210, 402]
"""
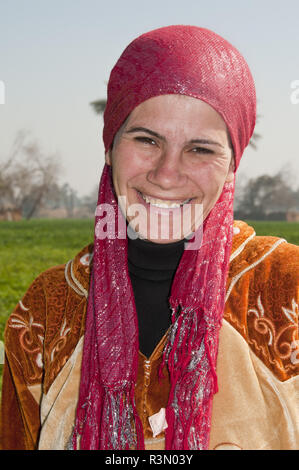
[134, 136, 157, 146]
[191, 147, 214, 154]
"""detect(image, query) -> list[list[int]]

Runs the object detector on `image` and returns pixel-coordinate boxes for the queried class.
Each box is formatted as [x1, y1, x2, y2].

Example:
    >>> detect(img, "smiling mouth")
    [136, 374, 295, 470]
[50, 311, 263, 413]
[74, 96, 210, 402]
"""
[137, 191, 193, 208]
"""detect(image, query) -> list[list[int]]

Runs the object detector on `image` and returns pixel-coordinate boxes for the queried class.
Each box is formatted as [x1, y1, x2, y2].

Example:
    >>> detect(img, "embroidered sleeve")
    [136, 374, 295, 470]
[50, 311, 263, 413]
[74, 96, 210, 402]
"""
[247, 241, 299, 381]
[0, 275, 46, 450]
[225, 238, 299, 381]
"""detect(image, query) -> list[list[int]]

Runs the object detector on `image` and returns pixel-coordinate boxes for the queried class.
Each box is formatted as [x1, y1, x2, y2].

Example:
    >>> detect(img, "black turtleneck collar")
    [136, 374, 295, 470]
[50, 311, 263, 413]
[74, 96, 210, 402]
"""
[127, 236, 185, 358]
[128, 236, 185, 281]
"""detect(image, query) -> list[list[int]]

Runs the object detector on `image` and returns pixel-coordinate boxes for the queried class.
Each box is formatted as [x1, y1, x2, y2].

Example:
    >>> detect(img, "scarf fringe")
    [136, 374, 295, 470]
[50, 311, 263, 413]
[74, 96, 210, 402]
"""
[71, 384, 144, 450]
[160, 304, 219, 449]
[100, 385, 145, 450]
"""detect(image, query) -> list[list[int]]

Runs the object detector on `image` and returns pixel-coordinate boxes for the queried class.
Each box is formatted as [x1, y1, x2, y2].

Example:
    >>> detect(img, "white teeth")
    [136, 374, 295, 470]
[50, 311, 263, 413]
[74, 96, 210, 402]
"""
[142, 193, 191, 208]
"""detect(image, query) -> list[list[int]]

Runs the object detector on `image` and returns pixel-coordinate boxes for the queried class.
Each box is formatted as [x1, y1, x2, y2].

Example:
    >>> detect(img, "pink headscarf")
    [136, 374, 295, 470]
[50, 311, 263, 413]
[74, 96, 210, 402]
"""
[73, 25, 256, 450]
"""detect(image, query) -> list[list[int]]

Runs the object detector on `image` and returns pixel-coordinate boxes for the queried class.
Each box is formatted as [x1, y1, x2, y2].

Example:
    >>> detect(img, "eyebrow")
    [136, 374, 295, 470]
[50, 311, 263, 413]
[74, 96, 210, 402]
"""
[125, 126, 224, 148]
[189, 138, 224, 149]
[126, 126, 166, 141]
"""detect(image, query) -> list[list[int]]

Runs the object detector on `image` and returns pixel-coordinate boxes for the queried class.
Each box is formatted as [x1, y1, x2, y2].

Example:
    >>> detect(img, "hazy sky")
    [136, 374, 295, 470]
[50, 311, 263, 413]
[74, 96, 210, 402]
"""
[1, 0, 299, 196]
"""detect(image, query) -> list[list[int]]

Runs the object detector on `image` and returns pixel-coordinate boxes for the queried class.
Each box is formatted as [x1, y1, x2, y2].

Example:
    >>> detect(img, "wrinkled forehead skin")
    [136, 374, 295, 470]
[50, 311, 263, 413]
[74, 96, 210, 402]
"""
[103, 25, 256, 170]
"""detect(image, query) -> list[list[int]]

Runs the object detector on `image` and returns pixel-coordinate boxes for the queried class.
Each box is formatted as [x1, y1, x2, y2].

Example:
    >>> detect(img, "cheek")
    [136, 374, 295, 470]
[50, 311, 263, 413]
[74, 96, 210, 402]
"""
[112, 163, 131, 192]
[111, 154, 142, 193]
[111, 144, 154, 188]
[112, 141, 145, 171]
[191, 161, 230, 196]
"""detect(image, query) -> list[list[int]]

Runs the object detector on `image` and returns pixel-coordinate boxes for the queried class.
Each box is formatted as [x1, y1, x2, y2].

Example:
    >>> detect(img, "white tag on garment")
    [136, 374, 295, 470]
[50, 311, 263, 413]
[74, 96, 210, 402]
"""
[148, 407, 168, 437]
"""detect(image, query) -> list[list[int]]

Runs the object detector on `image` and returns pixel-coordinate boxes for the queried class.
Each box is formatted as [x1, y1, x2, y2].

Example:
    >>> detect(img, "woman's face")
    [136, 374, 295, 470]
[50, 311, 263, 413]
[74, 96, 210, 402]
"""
[105, 94, 234, 243]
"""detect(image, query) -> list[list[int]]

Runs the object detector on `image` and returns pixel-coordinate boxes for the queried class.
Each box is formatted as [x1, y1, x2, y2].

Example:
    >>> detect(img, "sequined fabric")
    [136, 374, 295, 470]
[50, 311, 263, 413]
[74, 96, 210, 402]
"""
[73, 25, 256, 450]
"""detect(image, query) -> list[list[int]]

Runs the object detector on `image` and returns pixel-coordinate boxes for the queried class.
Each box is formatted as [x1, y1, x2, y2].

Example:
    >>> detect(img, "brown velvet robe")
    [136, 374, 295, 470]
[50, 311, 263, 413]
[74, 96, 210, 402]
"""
[1, 221, 298, 450]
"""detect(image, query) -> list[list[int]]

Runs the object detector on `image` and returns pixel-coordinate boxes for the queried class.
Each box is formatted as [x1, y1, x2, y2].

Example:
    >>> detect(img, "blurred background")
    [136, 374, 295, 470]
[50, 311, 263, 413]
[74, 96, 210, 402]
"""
[0, 0, 299, 221]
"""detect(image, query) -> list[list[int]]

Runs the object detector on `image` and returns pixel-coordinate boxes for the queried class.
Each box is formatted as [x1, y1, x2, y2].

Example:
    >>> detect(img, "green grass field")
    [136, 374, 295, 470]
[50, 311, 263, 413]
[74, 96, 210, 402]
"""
[0, 219, 298, 392]
[243, 220, 299, 245]
[0, 219, 94, 341]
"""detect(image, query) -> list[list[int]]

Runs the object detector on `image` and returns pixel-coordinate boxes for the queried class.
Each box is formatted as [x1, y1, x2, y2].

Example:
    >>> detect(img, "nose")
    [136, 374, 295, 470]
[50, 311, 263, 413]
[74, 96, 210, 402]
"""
[146, 149, 187, 190]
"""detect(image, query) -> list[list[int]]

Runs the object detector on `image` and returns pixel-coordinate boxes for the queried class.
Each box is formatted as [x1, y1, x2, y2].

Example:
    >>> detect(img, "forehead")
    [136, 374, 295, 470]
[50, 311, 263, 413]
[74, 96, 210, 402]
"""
[119, 94, 230, 143]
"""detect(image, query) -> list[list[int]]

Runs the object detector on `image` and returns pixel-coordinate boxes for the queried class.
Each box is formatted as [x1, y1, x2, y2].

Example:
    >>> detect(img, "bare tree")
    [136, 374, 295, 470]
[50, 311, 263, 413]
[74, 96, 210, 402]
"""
[0, 131, 63, 219]
[80, 184, 98, 212]
[235, 168, 299, 220]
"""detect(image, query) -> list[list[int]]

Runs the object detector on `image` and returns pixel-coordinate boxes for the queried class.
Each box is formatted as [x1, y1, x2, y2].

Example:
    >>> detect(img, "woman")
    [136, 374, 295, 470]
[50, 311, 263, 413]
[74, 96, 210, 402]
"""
[1, 25, 298, 451]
